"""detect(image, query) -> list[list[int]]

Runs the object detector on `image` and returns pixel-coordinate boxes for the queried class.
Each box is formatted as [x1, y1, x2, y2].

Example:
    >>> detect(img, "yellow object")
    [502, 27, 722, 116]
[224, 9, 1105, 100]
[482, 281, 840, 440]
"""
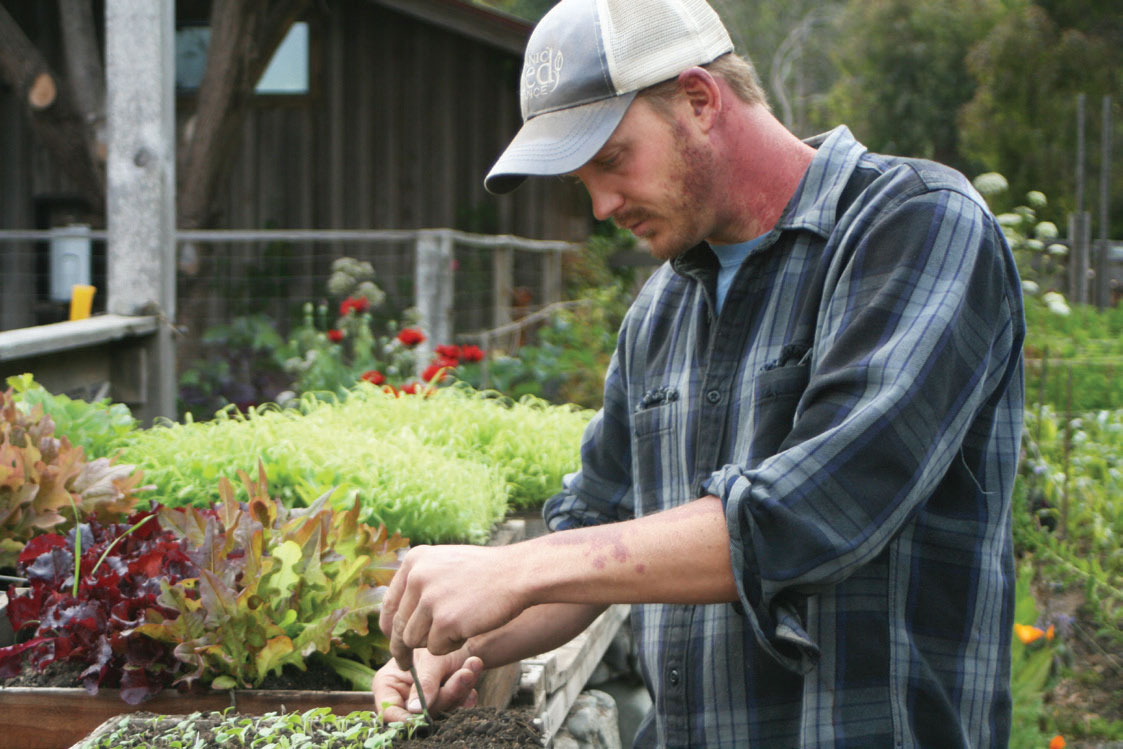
[69, 284, 96, 320]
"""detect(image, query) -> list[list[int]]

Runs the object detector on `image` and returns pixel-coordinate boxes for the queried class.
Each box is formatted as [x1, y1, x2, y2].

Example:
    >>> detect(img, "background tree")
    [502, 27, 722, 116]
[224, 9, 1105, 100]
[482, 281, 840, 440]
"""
[824, 0, 1004, 173]
[960, 2, 1121, 227]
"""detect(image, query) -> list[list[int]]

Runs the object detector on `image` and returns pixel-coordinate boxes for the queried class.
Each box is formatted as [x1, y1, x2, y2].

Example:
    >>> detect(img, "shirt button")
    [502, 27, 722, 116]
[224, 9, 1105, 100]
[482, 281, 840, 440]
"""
[706, 389, 721, 404]
[669, 668, 681, 686]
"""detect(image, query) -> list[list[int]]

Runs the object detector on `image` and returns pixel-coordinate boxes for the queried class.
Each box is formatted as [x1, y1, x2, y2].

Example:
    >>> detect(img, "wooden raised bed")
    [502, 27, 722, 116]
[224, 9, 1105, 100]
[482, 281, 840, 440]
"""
[517, 603, 631, 746]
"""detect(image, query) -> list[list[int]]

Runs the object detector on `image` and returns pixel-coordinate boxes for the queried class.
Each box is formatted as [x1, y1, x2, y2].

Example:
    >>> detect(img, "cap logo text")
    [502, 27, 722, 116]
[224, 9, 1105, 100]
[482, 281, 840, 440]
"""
[523, 46, 564, 99]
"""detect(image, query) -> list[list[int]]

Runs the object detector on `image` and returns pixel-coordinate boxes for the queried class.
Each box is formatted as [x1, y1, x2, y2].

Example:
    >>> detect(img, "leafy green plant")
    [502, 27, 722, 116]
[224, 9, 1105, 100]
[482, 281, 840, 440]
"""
[80, 707, 426, 749]
[112, 401, 507, 545]
[1, 467, 405, 702]
[6, 373, 137, 459]
[324, 384, 592, 509]
[136, 466, 407, 690]
[0, 385, 145, 568]
[0, 509, 196, 703]
[113, 384, 590, 542]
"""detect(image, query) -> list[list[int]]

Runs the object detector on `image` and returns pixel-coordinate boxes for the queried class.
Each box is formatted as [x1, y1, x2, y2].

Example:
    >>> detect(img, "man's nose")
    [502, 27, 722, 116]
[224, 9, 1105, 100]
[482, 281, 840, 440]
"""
[588, 186, 624, 222]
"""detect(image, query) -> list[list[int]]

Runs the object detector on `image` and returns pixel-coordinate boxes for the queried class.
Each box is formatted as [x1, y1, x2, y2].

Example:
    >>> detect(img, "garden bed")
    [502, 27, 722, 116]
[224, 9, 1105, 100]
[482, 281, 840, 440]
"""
[76, 705, 543, 748]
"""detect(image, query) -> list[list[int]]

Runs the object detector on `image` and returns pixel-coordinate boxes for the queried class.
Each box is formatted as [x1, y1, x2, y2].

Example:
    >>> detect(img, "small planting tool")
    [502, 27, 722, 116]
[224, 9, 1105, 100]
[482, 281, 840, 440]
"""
[409, 664, 430, 720]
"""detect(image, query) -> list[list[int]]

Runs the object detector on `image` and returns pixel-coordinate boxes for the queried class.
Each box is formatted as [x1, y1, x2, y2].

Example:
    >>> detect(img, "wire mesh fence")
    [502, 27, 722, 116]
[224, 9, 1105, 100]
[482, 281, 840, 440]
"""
[0, 228, 579, 359]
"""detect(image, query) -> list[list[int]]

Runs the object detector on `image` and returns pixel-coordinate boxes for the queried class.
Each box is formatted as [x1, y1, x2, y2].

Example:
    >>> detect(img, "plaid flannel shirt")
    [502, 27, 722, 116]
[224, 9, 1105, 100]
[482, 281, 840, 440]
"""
[544, 126, 1025, 747]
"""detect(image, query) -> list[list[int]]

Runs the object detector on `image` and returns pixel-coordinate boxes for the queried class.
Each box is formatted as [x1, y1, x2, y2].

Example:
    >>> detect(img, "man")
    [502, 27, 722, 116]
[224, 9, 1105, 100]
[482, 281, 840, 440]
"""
[375, 0, 1025, 745]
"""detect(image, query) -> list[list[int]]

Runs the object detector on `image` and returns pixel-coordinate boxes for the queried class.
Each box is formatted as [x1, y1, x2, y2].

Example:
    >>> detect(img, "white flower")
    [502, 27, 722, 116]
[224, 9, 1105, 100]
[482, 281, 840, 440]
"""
[1026, 191, 1047, 208]
[1034, 221, 1059, 240]
[973, 172, 1009, 196]
[1043, 291, 1071, 315]
[1048, 243, 1069, 257]
[997, 212, 1022, 227]
[1022, 280, 1040, 295]
[327, 271, 355, 296]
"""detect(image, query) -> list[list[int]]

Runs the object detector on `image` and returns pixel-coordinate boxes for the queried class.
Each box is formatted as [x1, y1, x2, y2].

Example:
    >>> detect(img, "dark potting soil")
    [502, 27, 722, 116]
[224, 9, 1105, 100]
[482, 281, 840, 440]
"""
[396, 707, 541, 747]
[89, 707, 542, 748]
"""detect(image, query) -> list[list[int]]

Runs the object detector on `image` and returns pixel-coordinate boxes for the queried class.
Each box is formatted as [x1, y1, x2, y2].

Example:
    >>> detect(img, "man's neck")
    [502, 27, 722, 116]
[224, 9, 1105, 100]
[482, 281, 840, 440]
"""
[707, 104, 816, 244]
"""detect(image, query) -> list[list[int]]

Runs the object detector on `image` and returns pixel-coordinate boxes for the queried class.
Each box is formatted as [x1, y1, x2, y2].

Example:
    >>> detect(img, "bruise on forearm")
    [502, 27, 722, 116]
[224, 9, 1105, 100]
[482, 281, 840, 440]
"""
[536, 496, 737, 604]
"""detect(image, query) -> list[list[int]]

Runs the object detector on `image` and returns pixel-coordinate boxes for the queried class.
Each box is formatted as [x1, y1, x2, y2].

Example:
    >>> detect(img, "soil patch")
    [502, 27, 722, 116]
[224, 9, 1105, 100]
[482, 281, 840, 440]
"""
[397, 707, 541, 747]
[83, 707, 541, 748]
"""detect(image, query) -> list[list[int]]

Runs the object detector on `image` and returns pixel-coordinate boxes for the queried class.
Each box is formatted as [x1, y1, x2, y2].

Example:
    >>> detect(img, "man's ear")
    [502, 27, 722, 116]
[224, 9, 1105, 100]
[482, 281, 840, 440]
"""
[676, 67, 721, 132]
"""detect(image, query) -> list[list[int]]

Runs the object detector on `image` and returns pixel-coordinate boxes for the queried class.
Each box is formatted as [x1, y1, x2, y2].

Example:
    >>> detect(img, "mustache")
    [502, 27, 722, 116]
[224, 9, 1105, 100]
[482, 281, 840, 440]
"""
[614, 209, 652, 229]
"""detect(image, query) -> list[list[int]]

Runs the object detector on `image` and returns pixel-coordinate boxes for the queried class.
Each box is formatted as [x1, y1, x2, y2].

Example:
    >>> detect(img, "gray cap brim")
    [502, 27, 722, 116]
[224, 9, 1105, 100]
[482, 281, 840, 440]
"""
[484, 91, 637, 195]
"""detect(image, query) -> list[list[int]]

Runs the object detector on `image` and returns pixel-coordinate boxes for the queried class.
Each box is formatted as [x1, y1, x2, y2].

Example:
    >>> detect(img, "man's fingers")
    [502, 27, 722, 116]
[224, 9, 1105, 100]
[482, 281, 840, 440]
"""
[391, 599, 432, 670]
[379, 560, 410, 639]
[430, 657, 484, 714]
[372, 662, 413, 724]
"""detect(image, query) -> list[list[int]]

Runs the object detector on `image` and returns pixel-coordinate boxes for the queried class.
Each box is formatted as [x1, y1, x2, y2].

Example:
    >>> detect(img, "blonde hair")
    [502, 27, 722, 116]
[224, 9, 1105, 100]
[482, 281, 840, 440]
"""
[638, 53, 770, 114]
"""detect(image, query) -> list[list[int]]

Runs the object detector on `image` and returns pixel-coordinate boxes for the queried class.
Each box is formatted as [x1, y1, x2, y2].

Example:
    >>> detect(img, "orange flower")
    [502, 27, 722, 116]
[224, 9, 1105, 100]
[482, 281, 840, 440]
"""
[1046, 624, 1055, 641]
[1049, 734, 1065, 749]
[1014, 623, 1045, 644]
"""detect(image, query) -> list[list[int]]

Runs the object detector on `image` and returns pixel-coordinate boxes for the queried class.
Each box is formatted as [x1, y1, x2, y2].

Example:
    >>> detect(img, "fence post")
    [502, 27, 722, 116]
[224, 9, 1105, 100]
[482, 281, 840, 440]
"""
[543, 249, 563, 307]
[493, 245, 513, 330]
[413, 229, 454, 376]
[1068, 211, 1092, 304]
[1096, 95, 1113, 310]
[105, 0, 176, 422]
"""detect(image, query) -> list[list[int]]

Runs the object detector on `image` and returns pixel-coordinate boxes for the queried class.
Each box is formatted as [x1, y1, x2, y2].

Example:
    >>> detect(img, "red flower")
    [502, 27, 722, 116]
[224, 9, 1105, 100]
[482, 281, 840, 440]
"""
[422, 362, 452, 383]
[460, 344, 485, 363]
[400, 382, 421, 395]
[361, 369, 385, 386]
[340, 296, 370, 316]
[434, 344, 461, 361]
[397, 328, 426, 347]
[327, 329, 344, 343]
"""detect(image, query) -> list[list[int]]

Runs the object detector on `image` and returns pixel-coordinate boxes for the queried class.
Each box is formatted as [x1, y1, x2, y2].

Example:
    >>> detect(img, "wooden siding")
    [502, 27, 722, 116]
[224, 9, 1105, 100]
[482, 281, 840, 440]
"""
[0, 0, 592, 336]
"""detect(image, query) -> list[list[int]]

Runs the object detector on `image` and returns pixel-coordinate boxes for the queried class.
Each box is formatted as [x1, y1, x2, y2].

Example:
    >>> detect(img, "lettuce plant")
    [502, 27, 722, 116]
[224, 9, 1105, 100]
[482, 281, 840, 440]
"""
[1, 467, 407, 703]
[0, 385, 144, 568]
[6, 374, 137, 459]
[0, 509, 195, 703]
[135, 466, 408, 690]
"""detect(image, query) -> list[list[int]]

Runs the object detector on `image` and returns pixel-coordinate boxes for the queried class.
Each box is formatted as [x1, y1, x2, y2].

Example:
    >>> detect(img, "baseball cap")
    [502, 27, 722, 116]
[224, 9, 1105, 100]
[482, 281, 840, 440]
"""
[484, 0, 733, 195]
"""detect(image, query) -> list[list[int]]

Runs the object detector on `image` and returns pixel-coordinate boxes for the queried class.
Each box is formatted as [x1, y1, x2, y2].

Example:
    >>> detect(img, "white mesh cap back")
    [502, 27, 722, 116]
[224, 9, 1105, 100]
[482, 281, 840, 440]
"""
[599, 0, 733, 95]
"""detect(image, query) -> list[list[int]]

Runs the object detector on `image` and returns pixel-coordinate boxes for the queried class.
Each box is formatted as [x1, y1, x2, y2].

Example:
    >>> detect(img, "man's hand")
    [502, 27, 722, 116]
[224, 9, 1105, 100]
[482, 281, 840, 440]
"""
[379, 544, 530, 671]
[372, 647, 483, 724]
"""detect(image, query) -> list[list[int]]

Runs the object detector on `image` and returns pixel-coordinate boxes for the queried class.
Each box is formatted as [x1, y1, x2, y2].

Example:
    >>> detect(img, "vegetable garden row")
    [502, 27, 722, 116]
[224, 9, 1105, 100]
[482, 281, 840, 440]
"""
[0, 377, 591, 746]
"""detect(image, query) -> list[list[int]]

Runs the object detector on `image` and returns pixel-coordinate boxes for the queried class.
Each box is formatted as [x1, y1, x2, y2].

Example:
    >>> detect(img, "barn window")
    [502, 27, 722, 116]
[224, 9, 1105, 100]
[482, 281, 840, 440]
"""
[175, 21, 310, 96]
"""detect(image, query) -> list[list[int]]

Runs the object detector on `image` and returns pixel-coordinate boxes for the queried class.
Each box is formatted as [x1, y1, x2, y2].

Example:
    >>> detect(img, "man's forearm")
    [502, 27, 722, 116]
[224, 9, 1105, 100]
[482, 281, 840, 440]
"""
[519, 495, 738, 607]
[467, 602, 608, 668]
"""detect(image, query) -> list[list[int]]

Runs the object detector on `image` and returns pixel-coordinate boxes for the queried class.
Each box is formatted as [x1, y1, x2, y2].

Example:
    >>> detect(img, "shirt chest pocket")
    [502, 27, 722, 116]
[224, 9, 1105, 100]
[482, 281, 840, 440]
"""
[631, 395, 690, 516]
[749, 361, 810, 463]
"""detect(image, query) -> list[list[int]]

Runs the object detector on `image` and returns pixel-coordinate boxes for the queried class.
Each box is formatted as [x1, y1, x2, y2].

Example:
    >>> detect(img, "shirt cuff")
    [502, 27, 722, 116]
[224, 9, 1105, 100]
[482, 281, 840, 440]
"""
[704, 469, 821, 675]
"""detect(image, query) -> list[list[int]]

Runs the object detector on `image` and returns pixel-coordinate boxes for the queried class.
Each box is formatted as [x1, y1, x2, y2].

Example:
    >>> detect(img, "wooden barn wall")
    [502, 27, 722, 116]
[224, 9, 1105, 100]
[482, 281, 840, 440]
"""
[1, 1, 591, 336]
[185, 0, 590, 334]
[203, 3, 593, 232]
